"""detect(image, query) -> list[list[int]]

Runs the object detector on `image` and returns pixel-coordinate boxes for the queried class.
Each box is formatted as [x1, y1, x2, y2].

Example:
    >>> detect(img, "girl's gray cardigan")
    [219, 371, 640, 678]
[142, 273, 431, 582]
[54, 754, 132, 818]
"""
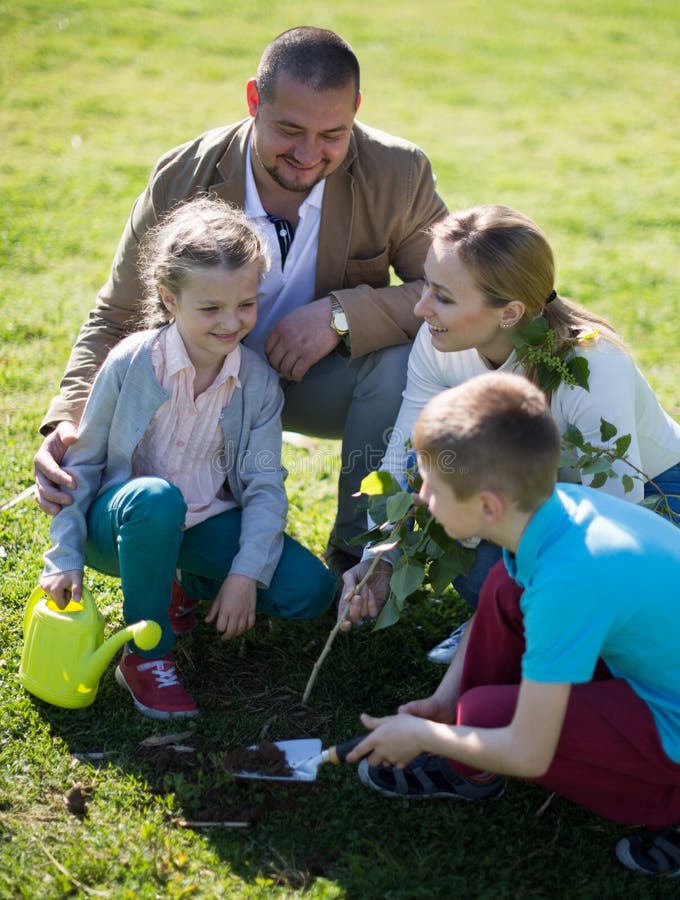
[43, 329, 287, 587]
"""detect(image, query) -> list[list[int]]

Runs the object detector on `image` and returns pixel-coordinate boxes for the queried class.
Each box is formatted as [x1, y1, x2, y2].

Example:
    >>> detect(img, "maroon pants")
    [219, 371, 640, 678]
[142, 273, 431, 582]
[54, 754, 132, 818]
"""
[452, 561, 680, 827]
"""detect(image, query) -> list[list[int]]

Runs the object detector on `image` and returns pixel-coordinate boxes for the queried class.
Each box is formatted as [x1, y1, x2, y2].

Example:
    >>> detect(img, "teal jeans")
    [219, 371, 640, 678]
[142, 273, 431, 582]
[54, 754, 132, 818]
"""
[85, 477, 337, 657]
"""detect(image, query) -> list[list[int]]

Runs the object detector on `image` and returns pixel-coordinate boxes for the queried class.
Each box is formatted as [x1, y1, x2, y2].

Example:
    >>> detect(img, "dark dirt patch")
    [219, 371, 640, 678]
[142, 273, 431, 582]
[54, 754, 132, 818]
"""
[63, 782, 94, 817]
[139, 743, 201, 777]
[137, 737, 311, 824]
[223, 741, 293, 777]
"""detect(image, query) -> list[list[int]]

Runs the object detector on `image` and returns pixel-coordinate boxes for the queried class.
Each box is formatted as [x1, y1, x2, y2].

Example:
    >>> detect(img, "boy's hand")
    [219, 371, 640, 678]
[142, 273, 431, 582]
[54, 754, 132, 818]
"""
[338, 559, 392, 631]
[347, 712, 431, 768]
[39, 570, 83, 608]
[398, 695, 455, 724]
[205, 573, 257, 641]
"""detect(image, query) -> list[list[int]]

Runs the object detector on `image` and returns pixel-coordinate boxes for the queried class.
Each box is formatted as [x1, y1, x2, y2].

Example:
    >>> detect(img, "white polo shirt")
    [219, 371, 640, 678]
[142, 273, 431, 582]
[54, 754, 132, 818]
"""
[242, 136, 326, 357]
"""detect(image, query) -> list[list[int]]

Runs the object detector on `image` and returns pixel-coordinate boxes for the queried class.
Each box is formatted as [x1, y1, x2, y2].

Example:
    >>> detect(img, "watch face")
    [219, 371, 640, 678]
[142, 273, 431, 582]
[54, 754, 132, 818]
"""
[333, 310, 349, 333]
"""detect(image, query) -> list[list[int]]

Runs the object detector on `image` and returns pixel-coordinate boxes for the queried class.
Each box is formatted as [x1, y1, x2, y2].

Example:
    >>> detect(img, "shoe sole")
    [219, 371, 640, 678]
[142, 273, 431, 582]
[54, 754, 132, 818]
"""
[427, 648, 459, 665]
[115, 666, 198, 720]
[358, 760, 505, 801]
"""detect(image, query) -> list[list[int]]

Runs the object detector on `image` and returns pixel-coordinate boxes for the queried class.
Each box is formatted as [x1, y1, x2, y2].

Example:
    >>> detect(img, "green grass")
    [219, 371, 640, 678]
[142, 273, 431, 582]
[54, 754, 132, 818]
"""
[1, 1, 679, 896]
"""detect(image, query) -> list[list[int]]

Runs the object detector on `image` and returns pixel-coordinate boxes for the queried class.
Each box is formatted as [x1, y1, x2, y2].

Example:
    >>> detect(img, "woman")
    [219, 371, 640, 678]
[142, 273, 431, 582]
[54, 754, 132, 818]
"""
[340, 204, 680, 652]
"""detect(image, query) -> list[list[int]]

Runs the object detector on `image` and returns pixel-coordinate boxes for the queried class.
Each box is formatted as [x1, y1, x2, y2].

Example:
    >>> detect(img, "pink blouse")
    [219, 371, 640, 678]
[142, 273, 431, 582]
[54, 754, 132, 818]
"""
[132, 324, 241, 528]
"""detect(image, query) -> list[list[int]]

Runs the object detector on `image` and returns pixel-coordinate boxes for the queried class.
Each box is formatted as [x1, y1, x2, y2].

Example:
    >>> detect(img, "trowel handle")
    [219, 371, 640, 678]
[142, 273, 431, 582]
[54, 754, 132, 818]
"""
[327, 734, 368, 765]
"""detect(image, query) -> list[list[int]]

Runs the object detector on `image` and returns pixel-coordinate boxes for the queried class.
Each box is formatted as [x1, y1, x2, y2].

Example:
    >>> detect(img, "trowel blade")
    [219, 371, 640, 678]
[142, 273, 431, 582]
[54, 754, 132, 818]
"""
[230, 738, 323, 782]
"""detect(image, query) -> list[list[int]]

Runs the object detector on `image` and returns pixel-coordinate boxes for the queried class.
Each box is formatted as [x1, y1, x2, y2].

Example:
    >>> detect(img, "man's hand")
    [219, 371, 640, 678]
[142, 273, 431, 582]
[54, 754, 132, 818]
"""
[338, 558, 392, 631]
[34, 422, 79, 515]
[39, 569, 83, 609]
[205, 573, 257, 641]
[264, 297, 340, 381]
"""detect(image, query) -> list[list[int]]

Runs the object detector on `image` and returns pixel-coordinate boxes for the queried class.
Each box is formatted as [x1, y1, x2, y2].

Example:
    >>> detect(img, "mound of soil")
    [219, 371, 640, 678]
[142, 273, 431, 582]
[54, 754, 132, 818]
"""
[224, 741, 293, 777]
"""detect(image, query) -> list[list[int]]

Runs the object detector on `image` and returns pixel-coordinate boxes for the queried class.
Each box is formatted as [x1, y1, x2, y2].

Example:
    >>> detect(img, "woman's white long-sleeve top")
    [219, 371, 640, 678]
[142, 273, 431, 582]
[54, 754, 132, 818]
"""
[381, 323, 680, 503]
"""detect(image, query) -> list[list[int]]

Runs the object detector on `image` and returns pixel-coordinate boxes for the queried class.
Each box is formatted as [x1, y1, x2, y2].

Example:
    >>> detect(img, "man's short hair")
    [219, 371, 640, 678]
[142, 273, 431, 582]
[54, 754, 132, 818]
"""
[414, 373, 560, 512]
[256, 27, 360, 103]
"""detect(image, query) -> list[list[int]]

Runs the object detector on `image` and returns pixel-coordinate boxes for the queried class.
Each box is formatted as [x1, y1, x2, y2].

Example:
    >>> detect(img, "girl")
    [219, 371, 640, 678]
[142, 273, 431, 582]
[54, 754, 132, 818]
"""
[41, 198, 336, 719]
[341, 205, 680, 654]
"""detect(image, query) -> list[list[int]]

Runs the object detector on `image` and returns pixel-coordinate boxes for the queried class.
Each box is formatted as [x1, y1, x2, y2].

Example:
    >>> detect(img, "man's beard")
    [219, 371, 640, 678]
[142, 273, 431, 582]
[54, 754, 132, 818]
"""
[254, 144, 325, 194]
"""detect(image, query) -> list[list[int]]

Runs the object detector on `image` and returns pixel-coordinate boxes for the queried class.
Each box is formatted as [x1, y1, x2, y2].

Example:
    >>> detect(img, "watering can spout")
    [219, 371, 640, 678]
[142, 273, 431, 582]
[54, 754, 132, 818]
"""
[78, 619, 162, 689]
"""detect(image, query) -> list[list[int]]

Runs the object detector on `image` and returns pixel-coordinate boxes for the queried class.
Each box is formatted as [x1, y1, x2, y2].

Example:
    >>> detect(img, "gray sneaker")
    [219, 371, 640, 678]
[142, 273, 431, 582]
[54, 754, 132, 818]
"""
[427, 619, 470, 665]
[358, 753, 505, 801]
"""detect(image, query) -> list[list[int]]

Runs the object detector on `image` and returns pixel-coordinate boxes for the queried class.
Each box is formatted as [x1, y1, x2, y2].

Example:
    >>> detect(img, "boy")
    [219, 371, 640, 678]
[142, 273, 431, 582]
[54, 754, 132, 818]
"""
[347, 372, 680, 877]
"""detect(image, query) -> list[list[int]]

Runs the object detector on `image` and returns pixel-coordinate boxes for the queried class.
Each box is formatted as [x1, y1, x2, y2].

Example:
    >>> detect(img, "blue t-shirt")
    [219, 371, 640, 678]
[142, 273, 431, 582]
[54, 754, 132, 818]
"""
[503, 484, 680, 763]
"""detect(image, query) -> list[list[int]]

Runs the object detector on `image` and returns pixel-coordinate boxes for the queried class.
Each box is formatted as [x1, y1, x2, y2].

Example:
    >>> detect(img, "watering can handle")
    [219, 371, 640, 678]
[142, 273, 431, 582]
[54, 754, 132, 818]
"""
[23, 584, 97, 634]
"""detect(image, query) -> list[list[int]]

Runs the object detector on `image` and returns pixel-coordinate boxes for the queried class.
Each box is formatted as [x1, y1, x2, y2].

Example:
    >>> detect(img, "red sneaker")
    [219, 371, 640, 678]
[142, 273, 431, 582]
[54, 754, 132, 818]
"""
[115, 650, 198, 719]
[169, 579, 199, 634]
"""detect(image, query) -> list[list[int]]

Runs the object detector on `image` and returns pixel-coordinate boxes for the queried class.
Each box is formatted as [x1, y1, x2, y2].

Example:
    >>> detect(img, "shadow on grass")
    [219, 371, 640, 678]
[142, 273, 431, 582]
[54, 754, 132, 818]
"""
[22, 597, 671, 899]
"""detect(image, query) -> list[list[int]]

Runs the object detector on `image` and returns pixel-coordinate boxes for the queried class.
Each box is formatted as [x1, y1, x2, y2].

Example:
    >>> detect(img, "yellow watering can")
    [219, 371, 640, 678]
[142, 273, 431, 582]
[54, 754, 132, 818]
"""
[19, 585, 162, 709]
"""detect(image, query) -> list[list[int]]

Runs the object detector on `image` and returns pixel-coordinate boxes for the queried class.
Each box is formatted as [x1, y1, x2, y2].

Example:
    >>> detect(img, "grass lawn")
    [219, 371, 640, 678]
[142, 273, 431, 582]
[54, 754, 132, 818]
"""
[1, 1, 679, 896]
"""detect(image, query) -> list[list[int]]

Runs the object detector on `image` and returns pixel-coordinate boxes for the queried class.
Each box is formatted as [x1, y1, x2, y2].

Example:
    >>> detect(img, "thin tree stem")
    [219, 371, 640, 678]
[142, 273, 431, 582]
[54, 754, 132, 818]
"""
[301, 520, 403, 706]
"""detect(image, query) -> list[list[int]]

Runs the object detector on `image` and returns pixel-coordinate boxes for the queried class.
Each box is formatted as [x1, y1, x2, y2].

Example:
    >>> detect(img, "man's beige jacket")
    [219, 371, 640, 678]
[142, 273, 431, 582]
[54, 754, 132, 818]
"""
[44, 119, 447, 430]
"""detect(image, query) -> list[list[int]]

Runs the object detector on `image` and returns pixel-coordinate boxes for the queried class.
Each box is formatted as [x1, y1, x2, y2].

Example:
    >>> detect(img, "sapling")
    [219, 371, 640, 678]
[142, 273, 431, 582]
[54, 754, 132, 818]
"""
[301, 467, 473, 704]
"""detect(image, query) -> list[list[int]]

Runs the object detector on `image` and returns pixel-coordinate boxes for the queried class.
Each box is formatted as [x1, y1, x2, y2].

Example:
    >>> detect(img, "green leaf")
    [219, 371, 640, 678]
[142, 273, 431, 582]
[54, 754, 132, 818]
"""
[359, 470, 401, 497]
[563, 423, 585, 448]
[348, 526, 383, 547]
[589, 471, 608, 488]
[389, 556, 425, 603]
[372, 595, 403, 631]
[412, 504, 432, 528]
[385, 491, 414, 523]
[614, 434, 632, 457]
[428, 552, 470, 594]
[536, 361, 561, 393]
[599, 418, 618, 442]
[622, 474, 635, 493]
[406, 469, 422, 493]
[567, 355, 590, 390]
[514, 316, 549, 347]
[559, 444, 580, 469]
[403, 529, 427, 551]
[364, 495, 389, 528]
[423, 537, 446, 559]
[426, 518, 457, 551]
[580, 456, 614, 475]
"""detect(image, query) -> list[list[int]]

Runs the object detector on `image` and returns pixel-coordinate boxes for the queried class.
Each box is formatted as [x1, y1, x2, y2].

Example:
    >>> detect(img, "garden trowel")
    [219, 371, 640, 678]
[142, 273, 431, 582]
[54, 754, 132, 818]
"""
[229, 735, 367, 782]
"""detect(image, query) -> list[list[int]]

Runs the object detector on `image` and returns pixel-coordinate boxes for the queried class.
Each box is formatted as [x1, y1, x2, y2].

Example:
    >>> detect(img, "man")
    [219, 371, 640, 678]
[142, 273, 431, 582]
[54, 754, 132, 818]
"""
[34, 26, 447, 573]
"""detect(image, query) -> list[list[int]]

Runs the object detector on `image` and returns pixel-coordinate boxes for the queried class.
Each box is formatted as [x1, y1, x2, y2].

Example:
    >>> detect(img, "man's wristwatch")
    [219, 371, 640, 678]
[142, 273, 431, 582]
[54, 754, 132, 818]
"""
[329, 296, 351, 352]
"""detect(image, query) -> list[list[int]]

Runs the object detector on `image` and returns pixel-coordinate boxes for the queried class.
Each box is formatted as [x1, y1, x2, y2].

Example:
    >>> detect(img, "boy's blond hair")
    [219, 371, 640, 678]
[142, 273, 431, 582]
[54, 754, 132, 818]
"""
[413, 373, 560, 512]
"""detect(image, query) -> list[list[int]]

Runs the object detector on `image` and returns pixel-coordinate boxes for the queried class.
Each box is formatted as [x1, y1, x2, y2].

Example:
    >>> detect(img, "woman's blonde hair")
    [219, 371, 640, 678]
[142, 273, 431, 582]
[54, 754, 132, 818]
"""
[137, 196, 269, 327]
[429, 205, 623, 369]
